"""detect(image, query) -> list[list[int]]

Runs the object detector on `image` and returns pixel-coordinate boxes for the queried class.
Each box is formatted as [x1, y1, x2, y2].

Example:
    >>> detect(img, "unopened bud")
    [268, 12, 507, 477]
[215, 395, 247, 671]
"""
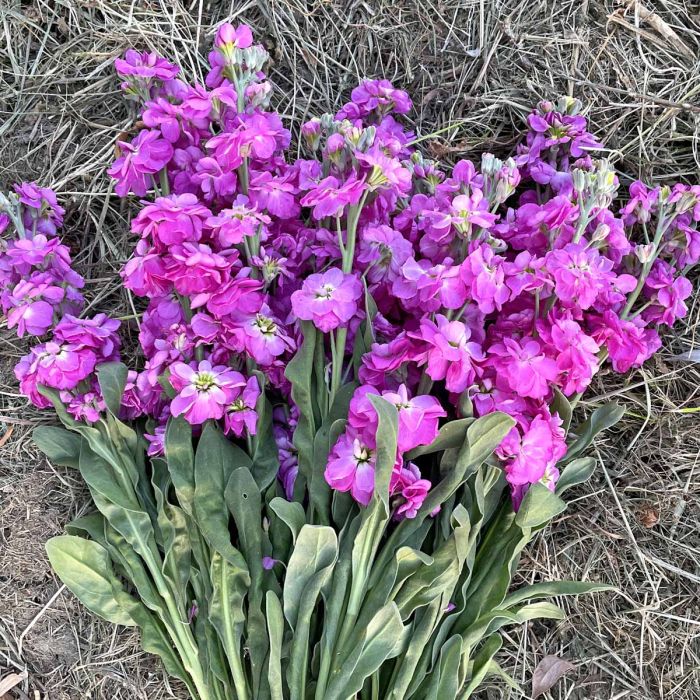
[635, 243, 655, 263]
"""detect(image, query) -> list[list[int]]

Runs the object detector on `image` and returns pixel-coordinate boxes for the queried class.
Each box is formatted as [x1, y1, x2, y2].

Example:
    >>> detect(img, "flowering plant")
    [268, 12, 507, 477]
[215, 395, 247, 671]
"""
[2, 22, 698, 700]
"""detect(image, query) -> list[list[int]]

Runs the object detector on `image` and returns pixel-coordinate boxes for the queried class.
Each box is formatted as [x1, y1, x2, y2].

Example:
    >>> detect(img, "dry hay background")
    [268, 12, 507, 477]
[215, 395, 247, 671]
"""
[1, 0, 700, 698]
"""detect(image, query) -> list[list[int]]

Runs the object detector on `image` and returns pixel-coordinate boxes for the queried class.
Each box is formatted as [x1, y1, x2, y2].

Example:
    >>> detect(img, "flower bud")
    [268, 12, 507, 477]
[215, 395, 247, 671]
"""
[635, 243, 655, 263]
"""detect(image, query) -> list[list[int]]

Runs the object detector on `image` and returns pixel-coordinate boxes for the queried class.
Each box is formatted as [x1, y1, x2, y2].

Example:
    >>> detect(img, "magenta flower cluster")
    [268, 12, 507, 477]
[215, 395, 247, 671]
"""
[2, 24, 698, 517]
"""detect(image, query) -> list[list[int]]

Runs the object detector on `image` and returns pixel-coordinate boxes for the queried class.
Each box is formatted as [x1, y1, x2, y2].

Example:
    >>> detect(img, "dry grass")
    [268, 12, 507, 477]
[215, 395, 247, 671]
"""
[1, 0, 699, 698]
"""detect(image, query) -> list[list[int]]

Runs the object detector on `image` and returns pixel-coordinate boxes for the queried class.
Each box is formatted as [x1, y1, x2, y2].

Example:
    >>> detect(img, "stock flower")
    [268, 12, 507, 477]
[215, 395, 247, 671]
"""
[224, 376, 260, 437]
[590, 311, 661, 373]
[291, 268, 362, 332]
[300, 175, 366, 220]
[336, 79, 412, 120]
[169, 360, 245, 424]
[410, 315, 483, 393]
[546, 318, 599, 394]
[5, 279, 62, 337]
[487, 337, 558, 399]
[54, 314, 121, 361]
[325, 432, 376, 506]
[498, 413, 566, 488]
[132, 193, 211, 247]
[357, 225, 413, 285]
[114, 49, 179, 82]
[248, 171, 300, 219]
[382, 384, 446, 453]
[450, 190, 497, 235]
[240, 309, 294, 365]
[165, 242, 232, 296]
[14, 182, 65, 235]
[26, 341, 97, 390]
[108, 130, 174, 197]
[460, 245, 510, 314]
[206, 197, 270, 246]
[62, 391, 106, 424]
[390, 464, 430, 519]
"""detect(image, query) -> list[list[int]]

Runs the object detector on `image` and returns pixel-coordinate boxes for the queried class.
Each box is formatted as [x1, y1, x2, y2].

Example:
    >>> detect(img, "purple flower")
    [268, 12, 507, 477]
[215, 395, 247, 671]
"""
[325, 432, 376, 506]
[214, 23, 254, 55]
[248, 171, 300, 219]
[460, 245, 510, 314]
[336, 79, 412, 120]
[165, 242, 232, 296]
[487, 337, 558, 400]
[62, 391, 106, 424]
[14, 183, 65, 235]
[224, 376, 260, 437]
[390, 463, 431, 519]
[240, 309, 294, 365]
[24, 341, 97, 390]
[300, 175, 366, 220]
[170, 360, 245, 425]
[591, 311, 661, 373]
[450, 190, 497, 235]
[357, 225, 413, 285]
[108, 130, 174, 197]
[54, 314, 121, 361]
[114, 50, 179, 82]
[382, 384, 446, 453]
[206, 197, 270, 247]
[291, 268, 362, 332]
[410, 315, 484, 393]
[132, 193, 211, 247]
[546, 318, 599, 394]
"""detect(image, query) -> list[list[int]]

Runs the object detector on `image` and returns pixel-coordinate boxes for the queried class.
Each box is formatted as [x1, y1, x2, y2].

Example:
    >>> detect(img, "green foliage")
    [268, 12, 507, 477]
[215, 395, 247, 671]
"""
[38, 340, 617, 700]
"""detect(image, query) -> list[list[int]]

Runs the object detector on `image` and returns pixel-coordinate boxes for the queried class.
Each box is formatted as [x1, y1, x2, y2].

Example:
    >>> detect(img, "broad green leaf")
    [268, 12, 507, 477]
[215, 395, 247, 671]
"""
[285, 321, 318, 492]
[251, 371, 280, 490]
[96, 362, 128, 416]
[367, 395, 399, 513]
[285, 526, 338, 700]
[193, 593, 232, 693]
[424, 634, 462, 700]
[33, 426, 82, 468]
[269, 497, 306, 545]
[461, 633, 503, 697]
[503, 580, 615, 608]
[209, 551, 249, 690]
[194, 422, 250, 571]
[165, 417, 195, 515]
[324, 603, 404, 700]
[564, 402, 625, 462]
[515, 483, 567, 529]
[266, 591, 285, 700]
[283, 525, 338, 631]
[405, 418, 473, 461]
[556, 456, 597, 495]
[46, 535, 136, 627]
[551, 387, 573, 432]
[225, 468, 268, 696]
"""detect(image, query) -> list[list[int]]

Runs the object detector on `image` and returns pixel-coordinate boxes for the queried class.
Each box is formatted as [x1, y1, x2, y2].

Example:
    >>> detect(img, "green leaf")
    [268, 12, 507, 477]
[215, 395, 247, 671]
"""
[45, 535, 136, 627]
[283, 525, 338, 632]
[33, 426, 82, 468]
[424, 634, 462, 700]
[503, 580, 615, 608]
[324, 603, 404, 700]
[564, 402, 625, 462]
[461, 633, 503, 697]
[285, 320, 318, 491]
[194, 422, 250, 571]
[515, 483, 567, 529]
[551, 387, 573, 432]
[556, 456, 597, 495]
[164, 417, 195, 515]
[265, 591, 285, 700]
[269, 497, 306, 545]
[285, 526, 338, 700]
[367, 395, 399, 513]
[405, 418, 473, 461]
[251, 371, 280, 490]
[96, 362, 128, 415]
[209, 551, 249, 692]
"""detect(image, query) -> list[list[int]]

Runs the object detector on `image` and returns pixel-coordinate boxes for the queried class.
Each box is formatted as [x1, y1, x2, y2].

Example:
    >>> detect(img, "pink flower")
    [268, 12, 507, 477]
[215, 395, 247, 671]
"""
[336, 79, 412, 120]
[357, 225, 413, 285]
[240, 309, 294, 365]
[25, 342, 97, 390]
[546, 318, 599, 395]
[545, 243, 615, 310]
[498, 413, 566, 488]
[54, 314, 121, 361]
[108, 130, 173, 197]
[300, 175, 366, 220]
[410, 315, 484, 393]
[325, 432, 376, 506]
[206, 197, 270, 247]
[590, 311, 661, 373]
[214, 23, 254, 54]
[390, 463, 431, 519]
[487, 337, 558, 399]
[382, 384, 446, 453]
[114, 50, 179, 82]
[62, 391, 106, 424]
[460, 245, 510, 314]
[291, 268, 362, 333]
[165, 243, 232, 296]
[450, 190, 497, 234]
[224, 376, 260, 437]
[132, 193, 211, 247]
[248, 171, 300, 219]
[169, 360, 245, 424]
